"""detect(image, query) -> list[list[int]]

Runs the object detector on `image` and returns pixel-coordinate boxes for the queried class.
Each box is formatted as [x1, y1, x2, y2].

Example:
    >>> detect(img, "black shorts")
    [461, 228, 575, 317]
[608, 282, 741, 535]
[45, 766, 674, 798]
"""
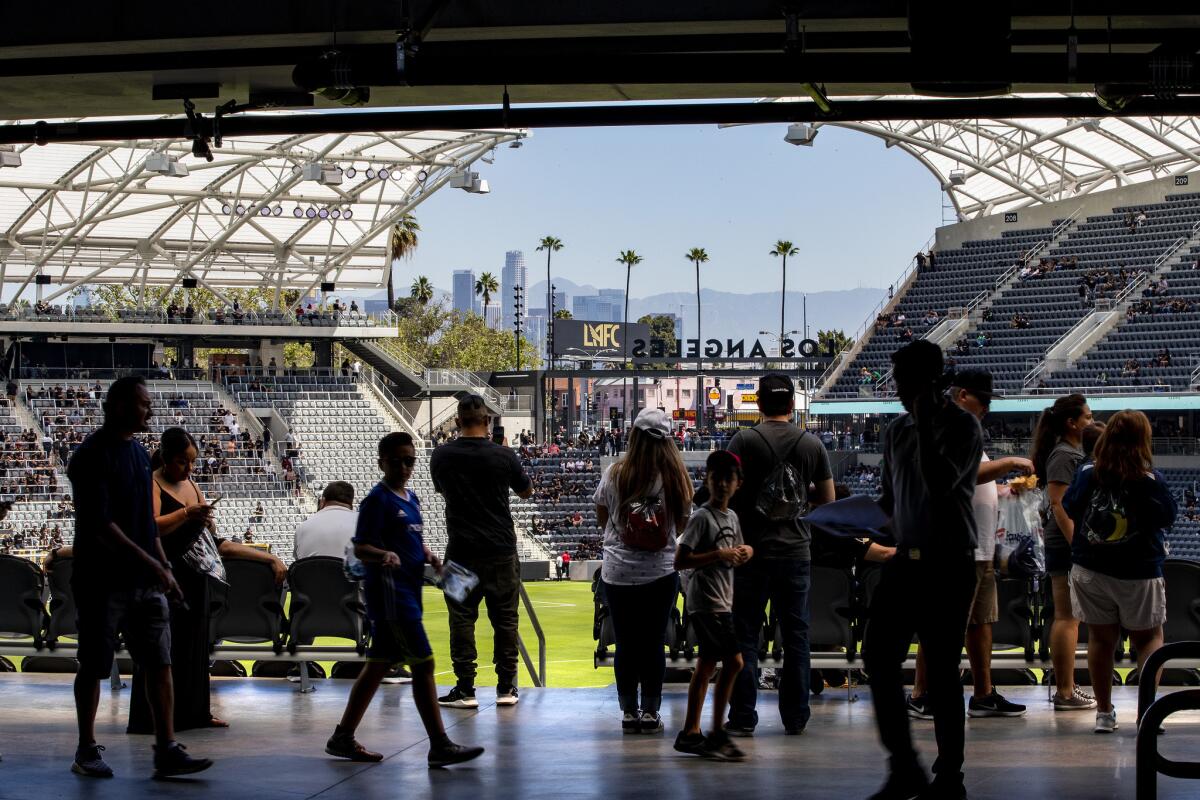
[74, 586, 172, 679]
[690, 611, 739, 662]
[1045, 543, 1073, 577]
[366, 617, 434, 667]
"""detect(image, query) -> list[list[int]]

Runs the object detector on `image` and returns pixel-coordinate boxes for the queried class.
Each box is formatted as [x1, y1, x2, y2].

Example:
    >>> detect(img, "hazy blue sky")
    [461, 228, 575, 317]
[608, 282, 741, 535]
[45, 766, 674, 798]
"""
[396, 122, 946, 302]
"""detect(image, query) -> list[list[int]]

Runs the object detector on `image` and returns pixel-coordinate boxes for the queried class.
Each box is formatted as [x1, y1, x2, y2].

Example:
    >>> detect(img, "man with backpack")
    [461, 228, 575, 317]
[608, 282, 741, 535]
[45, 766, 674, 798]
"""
[725, 373, 834, 737]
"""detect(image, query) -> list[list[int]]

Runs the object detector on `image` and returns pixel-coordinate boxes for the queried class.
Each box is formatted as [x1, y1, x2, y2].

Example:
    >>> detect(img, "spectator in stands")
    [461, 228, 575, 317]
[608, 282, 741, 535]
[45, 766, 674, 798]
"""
[593, 408, 691, 733]
[430, 394, 534, 709]
[907, 369, 1032, 722]
[899, 327, 914, 343]
[1135, 209, 1148, 230]
[325, 432, 484, 768]
[725, 373, 833, 738]
[975, 331, 989, 348]
[129, 426, 286, 735]
[243, 527, 255, 544]
[5, 378, 16, 405]
[1030, 393, 1096, 711]
[865, 340, 980, 800]
[674, 449, 753, 762]
[66, 376, 213, 779]
[1063, 411, 1174, 733]
[293, 481, 357, 559]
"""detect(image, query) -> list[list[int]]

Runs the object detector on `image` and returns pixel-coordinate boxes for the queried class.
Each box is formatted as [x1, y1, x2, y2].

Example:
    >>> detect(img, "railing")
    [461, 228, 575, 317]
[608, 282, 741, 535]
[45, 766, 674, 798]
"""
[497, 394, 534, 413]
[16, 366, 208, 381]
[2, 305, 393, 328]
[369, 340, 428, 379]
[425, 368, 502, 405]
[1135, 640, 1200, 800]
[360, 364, 420, 435]
[516, 584, 548, 687]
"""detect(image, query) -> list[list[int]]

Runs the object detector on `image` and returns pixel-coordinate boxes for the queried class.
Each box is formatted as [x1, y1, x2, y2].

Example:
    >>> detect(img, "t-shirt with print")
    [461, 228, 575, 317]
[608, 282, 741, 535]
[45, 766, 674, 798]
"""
[727, 421, 832, 560]
[677, 504, 743, 613]
[1063, 464, 1175, 580]
[1043, 441, 1084, 550]
[973, 452, 1000, 562]
[353, 482, 426, 623]
[593, 463, 686, 586]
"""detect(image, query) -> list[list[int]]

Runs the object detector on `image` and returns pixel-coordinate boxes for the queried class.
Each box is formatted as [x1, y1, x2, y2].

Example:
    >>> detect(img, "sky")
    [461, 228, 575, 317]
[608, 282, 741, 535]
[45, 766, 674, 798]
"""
[393, 121, 946, 303]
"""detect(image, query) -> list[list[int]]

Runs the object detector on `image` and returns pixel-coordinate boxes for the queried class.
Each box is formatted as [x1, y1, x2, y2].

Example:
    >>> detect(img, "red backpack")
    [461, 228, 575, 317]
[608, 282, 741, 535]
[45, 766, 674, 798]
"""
[620, 495, 671, 552]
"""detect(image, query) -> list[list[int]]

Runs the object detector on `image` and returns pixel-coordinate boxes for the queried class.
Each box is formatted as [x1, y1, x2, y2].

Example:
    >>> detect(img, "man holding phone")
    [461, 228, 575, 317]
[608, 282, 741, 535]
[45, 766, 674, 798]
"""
[67, 376, 213, 779]
[864, 341, 982, 800]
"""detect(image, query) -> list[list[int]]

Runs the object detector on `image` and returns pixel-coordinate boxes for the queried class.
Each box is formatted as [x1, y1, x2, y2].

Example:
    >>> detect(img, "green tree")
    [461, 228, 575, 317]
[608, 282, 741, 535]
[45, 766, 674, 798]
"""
[474, 271, 499, 314]
[410, 275, 434, 305]
[387, 213, 420, 311]
[84, 284, 300, 318]
[553, 309, 572, 320]
[637, 313, 678, 369]
[770, 240, 800, 342]
[431, 311, 542, 371]
[817, 328, 853, 355]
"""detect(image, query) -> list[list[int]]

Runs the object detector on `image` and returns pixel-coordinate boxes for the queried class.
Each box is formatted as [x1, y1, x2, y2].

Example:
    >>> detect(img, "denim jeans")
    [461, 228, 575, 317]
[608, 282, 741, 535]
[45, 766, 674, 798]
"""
[603, 573, 677, 714]
[729, 558, 812, 731]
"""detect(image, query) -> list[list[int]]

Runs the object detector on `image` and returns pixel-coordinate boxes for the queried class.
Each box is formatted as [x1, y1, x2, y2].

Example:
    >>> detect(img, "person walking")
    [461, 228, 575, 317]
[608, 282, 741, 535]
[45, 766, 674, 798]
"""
[907, 369, 1032, 721]
[430, 395, 534, 709]
[326, 432, 484, 767]
[1063, 411, 1175, 734]
[66, 377, 213, 779]
[725, 373, 834, 737]
[864, 341, 982, 800]
[129, 427, 286, 733]
[674, 450, 753, 761]
[593, 408, 693, 734]
[1030, 393, 1096, 710]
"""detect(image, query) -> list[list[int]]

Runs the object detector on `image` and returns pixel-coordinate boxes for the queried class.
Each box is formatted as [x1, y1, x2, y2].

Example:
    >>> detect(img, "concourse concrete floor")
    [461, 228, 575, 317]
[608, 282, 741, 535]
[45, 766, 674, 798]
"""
[0, 676, 1197, 799]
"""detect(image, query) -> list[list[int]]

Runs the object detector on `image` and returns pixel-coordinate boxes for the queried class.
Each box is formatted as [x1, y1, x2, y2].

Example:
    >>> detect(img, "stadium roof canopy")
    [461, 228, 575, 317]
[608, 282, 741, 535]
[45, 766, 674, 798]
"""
[0, 123, 523, 300]
[808, 105, 1200, 220]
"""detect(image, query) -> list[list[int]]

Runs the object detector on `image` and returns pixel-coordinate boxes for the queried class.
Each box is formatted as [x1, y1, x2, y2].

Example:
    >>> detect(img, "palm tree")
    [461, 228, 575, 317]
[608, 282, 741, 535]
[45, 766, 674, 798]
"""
[410, 275, 434, 306]
[536, 236, 564, 362]
[387, 213, 421, 311]
[553, 309, 572, 319]
[475, 271, 499, 325]
[686, 247, 710, 429]
[770, 240, 800, 344]
[616, 249, 643, 423]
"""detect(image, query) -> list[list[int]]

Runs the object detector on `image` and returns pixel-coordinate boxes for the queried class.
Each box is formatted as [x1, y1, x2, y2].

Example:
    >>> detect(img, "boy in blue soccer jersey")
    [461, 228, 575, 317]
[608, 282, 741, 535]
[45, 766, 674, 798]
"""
[326, 432, 484, 768]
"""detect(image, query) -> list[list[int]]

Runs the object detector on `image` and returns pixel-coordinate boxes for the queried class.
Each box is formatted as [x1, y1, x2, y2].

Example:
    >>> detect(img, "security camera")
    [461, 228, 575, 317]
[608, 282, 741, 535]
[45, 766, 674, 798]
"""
[784, 123, 818, 146]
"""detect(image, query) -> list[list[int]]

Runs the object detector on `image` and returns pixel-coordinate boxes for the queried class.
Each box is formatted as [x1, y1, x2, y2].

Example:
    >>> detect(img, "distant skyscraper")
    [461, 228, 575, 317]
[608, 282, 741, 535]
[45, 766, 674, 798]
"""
[452, 270, 478, 315]
[552, 290, 567, 314]
[501, 250, 527, 332]
[572, 289, 624, 323]
[484, 302, 502, 329]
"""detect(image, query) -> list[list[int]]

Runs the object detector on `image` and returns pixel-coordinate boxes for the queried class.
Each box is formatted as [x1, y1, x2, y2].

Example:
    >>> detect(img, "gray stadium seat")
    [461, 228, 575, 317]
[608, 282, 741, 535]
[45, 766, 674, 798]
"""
[209, 557, 286, 652]
[44, 556, 77, 648]
[0, 554, 47, 648]
[285, 556, 367, 653]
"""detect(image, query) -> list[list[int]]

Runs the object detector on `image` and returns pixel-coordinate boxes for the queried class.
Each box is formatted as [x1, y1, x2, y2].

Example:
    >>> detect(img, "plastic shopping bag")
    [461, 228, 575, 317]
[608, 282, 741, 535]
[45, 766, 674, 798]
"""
[995, 488, 1046, 579]
[182, 529, 228, 585]
[436, 561, 480, 603]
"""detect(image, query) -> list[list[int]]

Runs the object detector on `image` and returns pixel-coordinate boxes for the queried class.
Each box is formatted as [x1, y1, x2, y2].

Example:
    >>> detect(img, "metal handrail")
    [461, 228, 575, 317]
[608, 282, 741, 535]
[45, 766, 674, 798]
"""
[516, 583, 548, 687]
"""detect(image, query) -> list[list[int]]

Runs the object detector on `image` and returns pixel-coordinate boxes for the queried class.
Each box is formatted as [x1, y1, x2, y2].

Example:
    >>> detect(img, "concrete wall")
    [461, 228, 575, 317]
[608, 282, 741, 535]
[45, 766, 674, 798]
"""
[935, 173, 1192, 252]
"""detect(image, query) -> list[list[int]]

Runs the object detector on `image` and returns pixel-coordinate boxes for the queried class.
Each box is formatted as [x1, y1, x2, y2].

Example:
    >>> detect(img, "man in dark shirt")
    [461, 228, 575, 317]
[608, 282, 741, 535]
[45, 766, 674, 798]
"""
[864, 341, 981, 800]
[724, 373, 834, 736]
[430, 394, 533, 708]
[67, 376, 212, 779]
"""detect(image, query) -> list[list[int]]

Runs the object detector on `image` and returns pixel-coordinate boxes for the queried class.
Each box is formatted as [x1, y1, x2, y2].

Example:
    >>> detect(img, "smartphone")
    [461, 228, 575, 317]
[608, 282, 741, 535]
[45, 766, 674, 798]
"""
[208, 494, 223, 506]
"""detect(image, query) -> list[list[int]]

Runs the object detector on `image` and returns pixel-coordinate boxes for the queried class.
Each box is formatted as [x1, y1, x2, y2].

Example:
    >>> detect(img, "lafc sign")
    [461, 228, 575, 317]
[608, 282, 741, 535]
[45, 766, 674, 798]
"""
[552, 319, 651, 358]
[582, 322, 622, 349]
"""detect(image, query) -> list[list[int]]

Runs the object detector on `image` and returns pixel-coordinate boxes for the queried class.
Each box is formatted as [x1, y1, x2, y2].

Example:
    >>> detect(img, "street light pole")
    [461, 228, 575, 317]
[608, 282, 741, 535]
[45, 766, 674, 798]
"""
[513, 285, 524, 370]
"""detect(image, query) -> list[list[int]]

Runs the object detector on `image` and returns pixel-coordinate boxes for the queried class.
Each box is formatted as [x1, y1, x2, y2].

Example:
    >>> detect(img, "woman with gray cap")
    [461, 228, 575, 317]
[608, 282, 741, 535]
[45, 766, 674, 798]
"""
[593, 407, 693, 734]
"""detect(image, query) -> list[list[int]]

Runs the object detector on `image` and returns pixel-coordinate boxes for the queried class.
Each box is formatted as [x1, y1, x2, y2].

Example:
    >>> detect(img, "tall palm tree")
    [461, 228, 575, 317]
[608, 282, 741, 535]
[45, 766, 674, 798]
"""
[686, 247, 710, 429]
[536, 236, 564, 362]
[770, 240, 800, 344]
[616, 249, 643, 424]
[475, 271, 499, 325]
[387, 213, 421, 311]
[410, 275, 434, 306]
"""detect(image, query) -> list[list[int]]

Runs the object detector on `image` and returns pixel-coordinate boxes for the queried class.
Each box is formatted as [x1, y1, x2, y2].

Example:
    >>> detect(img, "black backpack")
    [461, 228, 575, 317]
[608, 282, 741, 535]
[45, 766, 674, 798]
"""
[1080, 480, 1140, 547]
[750, 428, 810, 521]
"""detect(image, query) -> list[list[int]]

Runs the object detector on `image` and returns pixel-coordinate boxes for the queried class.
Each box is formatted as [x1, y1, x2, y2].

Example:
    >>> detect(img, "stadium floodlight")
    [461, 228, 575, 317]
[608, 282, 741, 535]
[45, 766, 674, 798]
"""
[272, 205, 283, 217]
[300, 162, 342, 186]
[221, 203, 232, 215]
[1081, 118, 1102, 132]
[305, 207, 317, 218]
[377, 167, 390, 180]
[330, 208, 341, 219]
[318, 208, 329, 219]
[235, 204, 246, 216]
[343, 208, 353, 219]
[948, 169, 966, 186]
[292, 207, 303, 218]
[145, 152, 188, 177]
[416, 169, 428, 183]
[783, 123, 818, 146]
[0, 145, 21, 168]
[259, 206, 271, 216]
[344, 166, 357, 179]
[365, 167, 376, 179]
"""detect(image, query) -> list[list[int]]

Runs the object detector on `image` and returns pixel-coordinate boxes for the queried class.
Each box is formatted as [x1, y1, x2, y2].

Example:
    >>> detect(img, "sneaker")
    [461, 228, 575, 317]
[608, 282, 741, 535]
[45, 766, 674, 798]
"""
[427, 741, 484, 768]
[1054, 689, 1097, 710]
[152, 742, 214, 778]
[699, 730, 746, 762]
[286, 665, 303, 683]
[71, 744, 113, 778]
[867, 769, 930, 800]
[968, 691, 1028, 718]
[381, 666, 413, 685]
[638, 711, 663, 734]
[1094, 707, 1118, 734]
[496, 685, 519, 706]
[437, 686, 478, 709]
[907, 694, 934, 720]
[325, 732, 383, 762]
[673, 731, 707, 756]
[918, 777, 967, 799]
[784, 725, 806, 735]
[622, 712, 641, 735]
[723, 722, 755, 738]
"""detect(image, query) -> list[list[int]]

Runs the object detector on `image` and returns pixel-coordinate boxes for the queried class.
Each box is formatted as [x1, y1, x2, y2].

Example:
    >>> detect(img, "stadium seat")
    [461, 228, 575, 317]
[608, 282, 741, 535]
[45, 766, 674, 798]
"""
[1162, 559, 1200, 643]
[43, 557, 77, 648]
[285, 556, 368, 654]
[209, 557, 286, 653]
[0, 554, 47, 648]
[808, 565, 856, 660]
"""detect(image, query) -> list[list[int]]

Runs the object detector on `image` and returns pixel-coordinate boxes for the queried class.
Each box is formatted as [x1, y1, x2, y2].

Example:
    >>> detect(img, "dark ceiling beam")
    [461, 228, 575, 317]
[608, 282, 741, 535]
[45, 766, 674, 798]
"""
[4, 96, 1200, 147]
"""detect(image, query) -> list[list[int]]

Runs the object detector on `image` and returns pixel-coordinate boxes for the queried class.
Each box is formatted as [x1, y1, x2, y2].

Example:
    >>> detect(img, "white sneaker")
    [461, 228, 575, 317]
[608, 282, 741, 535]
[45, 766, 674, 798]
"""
[1094, 707, 1118, 734]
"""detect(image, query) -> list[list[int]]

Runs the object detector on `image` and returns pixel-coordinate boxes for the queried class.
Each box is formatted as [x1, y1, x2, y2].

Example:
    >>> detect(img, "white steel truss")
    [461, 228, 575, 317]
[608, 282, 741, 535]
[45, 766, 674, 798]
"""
[0, 120, 526, 298]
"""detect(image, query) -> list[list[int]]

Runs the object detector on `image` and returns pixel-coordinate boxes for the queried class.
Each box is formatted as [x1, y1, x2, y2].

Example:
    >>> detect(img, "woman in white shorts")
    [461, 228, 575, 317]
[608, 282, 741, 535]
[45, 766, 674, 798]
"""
[1063, 410, 1176, 734]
